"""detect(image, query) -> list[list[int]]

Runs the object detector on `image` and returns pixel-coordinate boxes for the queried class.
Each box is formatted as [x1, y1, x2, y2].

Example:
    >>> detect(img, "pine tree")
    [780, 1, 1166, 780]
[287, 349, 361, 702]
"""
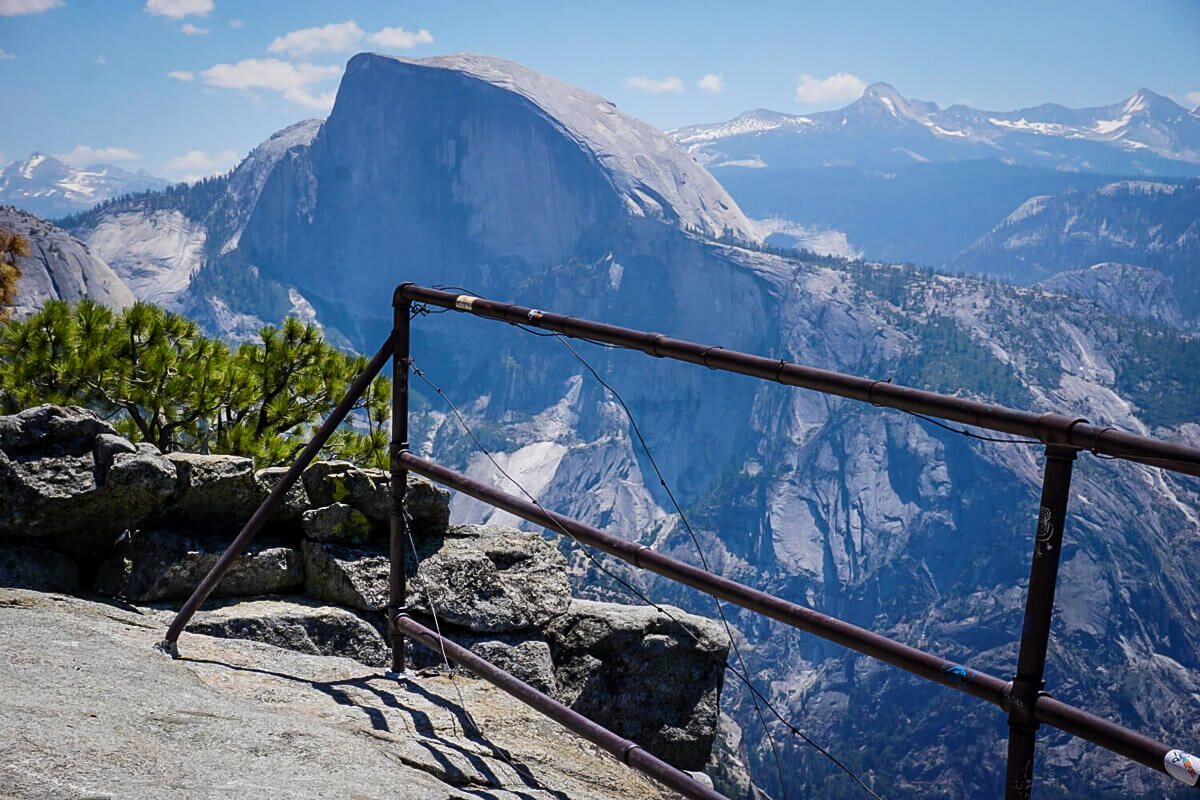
[0, 300, 390, 466]
[0, 226, 31, 321]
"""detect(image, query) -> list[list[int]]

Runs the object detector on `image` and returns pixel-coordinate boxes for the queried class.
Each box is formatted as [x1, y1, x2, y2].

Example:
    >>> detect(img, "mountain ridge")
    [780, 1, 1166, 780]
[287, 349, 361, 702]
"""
[673, 84, 1200, 174]
[0, 153, 169, 220]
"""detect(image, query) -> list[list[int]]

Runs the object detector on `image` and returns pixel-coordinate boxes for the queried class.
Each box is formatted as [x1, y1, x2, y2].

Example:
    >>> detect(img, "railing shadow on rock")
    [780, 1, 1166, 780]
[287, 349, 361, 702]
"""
[160, 282, 1200, 800]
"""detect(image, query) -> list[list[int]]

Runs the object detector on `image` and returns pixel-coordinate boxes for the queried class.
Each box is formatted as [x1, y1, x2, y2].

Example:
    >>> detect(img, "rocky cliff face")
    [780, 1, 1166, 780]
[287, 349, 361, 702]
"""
[0, 205, 134, 317]
[1035, 262, 1184, 327]
[44, 54, 1200, 799]
[0, 404, 728, 778]
[951, 179, 1200, 320]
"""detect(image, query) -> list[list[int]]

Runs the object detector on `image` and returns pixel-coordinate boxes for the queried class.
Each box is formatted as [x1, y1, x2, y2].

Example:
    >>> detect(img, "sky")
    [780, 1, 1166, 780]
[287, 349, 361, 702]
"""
[1, 0, 1198, 182]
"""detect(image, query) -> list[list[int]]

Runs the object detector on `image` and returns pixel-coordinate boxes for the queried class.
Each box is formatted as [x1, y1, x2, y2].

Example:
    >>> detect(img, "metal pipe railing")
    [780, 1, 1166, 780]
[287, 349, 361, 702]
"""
[159, 334, 395, 651]
[395, 614, 730, 800]
[1005, 445, 1077, 799]
[395, 284, 1200, 478]
[397, 450, 1200, 789]
[388, 300, 411, 672]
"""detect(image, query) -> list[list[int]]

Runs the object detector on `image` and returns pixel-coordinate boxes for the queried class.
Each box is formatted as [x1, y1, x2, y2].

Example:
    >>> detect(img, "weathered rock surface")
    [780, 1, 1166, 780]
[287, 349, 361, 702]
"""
[302, 460, 451, 534]
[0, 406, 176, 548]
[301, 540, 389, 612]
[399, 473, 453, 534]
[407, 524, 572, 633]
[546, 599, 729, 771]
[254, 466, 311, 524]
[96, 529, 303, 602]
[408, 628, 559, 695]
[301, 502, 371, 544]
[0, 204, 136, 317]
[0, 588, 671, 800]
[0, 404, 728, 778]
[0, 541, 79, 592]
[180, 597, 388, 668]
[302, 459, 379, 509]
[165, 452, 265, 528]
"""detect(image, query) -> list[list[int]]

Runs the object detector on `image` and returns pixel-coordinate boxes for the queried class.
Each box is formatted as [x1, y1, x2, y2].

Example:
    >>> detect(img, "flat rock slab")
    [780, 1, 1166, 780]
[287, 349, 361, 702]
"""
[0, 588, 669, 800]
[179, 597, 389, 668]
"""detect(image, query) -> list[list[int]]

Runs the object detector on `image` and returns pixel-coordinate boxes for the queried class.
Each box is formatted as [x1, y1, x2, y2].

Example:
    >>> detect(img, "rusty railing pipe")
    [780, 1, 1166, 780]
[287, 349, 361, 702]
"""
[398, 451, 1200, 788]
[389, 300, 412, 672]
[396, 284, 1200, 478]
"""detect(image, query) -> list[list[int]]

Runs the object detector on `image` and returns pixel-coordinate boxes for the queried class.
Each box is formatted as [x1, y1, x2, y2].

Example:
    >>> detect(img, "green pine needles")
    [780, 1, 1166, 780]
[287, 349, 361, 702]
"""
[0, 300, 391, 468]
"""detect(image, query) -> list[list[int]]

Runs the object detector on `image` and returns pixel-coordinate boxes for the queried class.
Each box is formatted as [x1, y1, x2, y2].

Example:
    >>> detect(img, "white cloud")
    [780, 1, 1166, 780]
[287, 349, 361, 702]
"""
[624, 76, 684, 94]
[144, 0, 211, 19]
[180, 22, 208, 35]
[264, 20, 434, 57]
[365, 26, 433, 50]
[164, 148, 239, 174]
[283, 88, 338, 110]
[55, 145, 141, 165]
[697, 73, 724, 94]
[94, 55, 106, 65]
[0, 48, 14, 60]
[201, 58, 341, 90]
[0, 0, 63, 16]
[200, 58, 342, 111]
[268, 20, 364, 56]
[795, 72, 866, 105]
[167, 69, 194, 81]
[228, 17, 242, 28]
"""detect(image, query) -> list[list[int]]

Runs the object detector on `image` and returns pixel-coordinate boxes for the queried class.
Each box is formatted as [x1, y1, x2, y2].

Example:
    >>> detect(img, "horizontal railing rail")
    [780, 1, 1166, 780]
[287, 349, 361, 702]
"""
[396, 283, 1200, 478]
[398, 450, 1192, 784]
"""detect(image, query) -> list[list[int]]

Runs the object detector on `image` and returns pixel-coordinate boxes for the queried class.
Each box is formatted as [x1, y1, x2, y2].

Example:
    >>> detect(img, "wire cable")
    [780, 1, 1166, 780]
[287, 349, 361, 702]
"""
[416, 287, 877, 797]
[410, 358, 887, 800]
[398, 502, 477, 737]
[520, 328, 883, 800]
[532, 332, 794, 798]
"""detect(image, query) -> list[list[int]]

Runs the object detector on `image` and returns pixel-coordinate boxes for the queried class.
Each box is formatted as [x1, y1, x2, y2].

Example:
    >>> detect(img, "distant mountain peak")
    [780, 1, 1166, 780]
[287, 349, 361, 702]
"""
[1, 152, 169, 219]
[863, 81, 902, 99]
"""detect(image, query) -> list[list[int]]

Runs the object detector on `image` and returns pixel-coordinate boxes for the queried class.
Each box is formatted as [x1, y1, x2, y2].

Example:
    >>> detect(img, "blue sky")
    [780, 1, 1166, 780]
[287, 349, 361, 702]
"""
[1, 0, 1198, 182]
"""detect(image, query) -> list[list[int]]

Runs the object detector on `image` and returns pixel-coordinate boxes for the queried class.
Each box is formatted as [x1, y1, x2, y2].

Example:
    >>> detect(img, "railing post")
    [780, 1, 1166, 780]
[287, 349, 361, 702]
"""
[1005, 444, 1077, 800]
[388, 295, 412, 673]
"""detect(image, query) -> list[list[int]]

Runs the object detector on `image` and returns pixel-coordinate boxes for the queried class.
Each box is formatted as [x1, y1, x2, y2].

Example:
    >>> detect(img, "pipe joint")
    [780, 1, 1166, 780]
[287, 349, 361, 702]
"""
[1005, 678, 1045, 730]
[1036, 413, 1088, 445]
[393, 284, 415, 307]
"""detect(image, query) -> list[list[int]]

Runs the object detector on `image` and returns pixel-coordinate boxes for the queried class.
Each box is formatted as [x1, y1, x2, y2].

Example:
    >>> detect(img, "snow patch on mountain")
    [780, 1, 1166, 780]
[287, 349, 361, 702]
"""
[674, 86, 1200, 172]
[0, 154, 168, 220]
[1002, 194, 1052, 225]
[1096, 180, 1180, 196]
